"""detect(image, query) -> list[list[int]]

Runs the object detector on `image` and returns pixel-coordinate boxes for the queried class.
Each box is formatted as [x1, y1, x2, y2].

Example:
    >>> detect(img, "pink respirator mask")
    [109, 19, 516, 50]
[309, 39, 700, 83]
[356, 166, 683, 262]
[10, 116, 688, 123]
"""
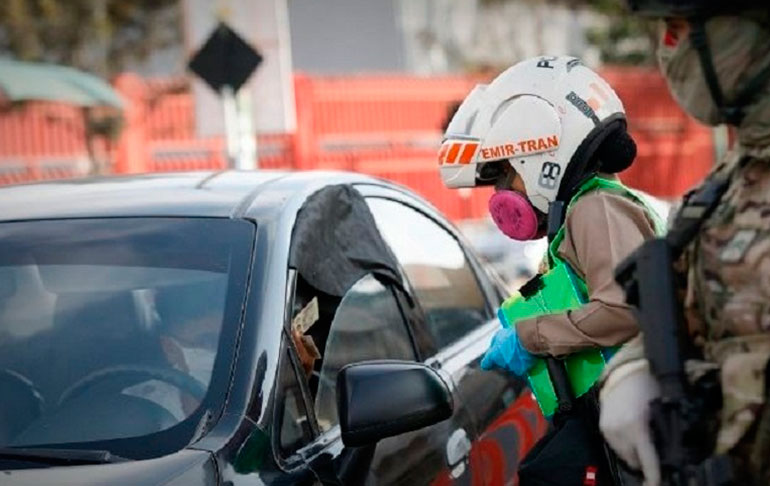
[488, 190, 541, 241]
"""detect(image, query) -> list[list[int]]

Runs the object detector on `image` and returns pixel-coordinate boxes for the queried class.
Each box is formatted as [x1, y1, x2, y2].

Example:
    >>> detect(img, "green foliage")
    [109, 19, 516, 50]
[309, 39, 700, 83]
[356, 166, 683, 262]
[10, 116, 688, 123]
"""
[0, 0, 181, 76]
[569, 0, 658, 65]
[478, 0, 658, 66]
[586, 16, 657, 65]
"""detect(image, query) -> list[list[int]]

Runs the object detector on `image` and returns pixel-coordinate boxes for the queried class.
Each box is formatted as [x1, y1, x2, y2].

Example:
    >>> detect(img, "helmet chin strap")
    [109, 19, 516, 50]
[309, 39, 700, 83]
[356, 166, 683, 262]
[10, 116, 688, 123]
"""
[689, 17, 770, 126]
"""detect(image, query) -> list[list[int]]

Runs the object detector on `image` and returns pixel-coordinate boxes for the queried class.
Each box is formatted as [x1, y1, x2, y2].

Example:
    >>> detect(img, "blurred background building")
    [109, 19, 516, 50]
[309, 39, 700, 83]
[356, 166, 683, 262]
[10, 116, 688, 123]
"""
[0, 0, 717, 285]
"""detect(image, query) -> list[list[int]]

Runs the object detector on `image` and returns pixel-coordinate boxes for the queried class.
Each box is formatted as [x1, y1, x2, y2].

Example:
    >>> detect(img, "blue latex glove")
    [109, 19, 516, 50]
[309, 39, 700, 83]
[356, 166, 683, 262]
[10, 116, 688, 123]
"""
[480, 327, 535, 376]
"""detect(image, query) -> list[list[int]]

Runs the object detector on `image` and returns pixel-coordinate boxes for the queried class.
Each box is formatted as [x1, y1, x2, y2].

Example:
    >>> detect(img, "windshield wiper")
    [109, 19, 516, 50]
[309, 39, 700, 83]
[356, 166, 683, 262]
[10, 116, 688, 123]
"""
[0, 447, 129, 465]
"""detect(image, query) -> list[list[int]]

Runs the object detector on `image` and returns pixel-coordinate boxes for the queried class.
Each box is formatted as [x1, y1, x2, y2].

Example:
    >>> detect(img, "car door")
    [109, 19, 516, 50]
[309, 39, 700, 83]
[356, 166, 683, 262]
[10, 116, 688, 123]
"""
[278, 265, 460, 486]
[364, 190, 548, 486]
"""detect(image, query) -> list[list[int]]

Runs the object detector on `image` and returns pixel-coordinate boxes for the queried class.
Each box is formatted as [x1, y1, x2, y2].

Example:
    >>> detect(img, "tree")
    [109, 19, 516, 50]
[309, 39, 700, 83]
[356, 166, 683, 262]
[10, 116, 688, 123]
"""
[401, 0, 656, 75]
[476, 0, 657, 66]
[0, 0, 181, 76]
[566, 0, 658, 65]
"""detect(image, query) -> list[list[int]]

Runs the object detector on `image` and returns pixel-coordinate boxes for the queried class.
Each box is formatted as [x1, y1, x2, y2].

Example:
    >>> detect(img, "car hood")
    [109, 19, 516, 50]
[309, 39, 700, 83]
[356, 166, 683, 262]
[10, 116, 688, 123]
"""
[0, 449, 217, 486]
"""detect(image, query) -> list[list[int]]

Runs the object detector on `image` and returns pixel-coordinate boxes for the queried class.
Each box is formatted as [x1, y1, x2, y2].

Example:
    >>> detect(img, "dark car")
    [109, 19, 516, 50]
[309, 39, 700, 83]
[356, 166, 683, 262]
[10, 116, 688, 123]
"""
[0, 171, 546, 485]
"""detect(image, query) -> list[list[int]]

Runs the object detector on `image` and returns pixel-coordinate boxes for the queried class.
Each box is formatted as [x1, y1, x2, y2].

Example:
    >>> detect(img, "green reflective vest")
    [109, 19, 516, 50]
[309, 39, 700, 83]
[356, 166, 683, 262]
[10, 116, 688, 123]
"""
[498, 176, 664, 417]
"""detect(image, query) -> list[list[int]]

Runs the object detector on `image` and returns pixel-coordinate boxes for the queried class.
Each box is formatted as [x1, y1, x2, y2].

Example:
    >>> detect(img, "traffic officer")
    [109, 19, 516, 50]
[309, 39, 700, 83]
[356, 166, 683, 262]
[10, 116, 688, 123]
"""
[440, 55, 662, 484]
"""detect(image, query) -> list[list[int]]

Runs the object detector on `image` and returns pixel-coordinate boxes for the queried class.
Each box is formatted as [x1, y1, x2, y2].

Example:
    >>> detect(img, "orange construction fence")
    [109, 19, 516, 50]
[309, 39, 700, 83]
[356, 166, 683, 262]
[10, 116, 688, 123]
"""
[0, 69, 714, 221]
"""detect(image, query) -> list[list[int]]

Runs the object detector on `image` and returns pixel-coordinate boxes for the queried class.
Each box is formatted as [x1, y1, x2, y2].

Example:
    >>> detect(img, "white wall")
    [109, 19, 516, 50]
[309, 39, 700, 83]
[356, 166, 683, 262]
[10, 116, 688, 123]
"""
[288, 0, 406, 73]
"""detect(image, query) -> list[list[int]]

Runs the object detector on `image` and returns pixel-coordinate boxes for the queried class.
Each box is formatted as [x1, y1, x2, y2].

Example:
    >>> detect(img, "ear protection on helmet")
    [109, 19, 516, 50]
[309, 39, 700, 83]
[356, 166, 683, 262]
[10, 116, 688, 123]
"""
[556, 115, 634, 203]
[597, 127, 637, 174]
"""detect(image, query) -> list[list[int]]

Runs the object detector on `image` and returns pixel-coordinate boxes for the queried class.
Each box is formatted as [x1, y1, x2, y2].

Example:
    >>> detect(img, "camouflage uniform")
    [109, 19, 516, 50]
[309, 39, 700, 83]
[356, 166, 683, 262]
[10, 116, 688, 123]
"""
[602, 12, 770, 484]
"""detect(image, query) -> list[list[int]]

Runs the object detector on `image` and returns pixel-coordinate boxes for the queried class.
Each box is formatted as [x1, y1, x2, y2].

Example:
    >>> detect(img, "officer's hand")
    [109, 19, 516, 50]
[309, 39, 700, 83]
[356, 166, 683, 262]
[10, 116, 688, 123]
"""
[480, 327, 535, 376]
[599, 359, 661, 486]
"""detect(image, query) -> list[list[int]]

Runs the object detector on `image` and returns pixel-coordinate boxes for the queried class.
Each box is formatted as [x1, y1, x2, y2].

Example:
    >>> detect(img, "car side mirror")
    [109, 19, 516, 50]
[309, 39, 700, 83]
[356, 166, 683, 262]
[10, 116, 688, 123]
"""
[336, 360, 453, 447]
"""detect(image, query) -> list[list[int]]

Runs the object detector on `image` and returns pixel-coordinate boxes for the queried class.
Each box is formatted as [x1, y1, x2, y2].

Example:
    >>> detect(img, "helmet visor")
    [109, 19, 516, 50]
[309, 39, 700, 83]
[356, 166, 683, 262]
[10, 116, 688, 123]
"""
[444, 84, 489, 137]
[476, 160, 510, 187]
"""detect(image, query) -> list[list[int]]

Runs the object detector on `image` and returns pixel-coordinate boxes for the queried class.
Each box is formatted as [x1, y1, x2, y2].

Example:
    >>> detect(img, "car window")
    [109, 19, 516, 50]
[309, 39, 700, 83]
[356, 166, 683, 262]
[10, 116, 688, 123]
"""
[367, 198, 490, 351]
[278, 346, 314, 457]
[0, 218, 253, 453]
[313, 274, 416, 433]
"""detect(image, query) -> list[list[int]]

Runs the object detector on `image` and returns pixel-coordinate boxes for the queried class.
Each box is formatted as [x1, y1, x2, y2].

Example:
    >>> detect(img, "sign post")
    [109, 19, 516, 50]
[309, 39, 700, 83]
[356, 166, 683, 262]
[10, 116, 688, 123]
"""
[220, 85, 240, 166]
[188, 22, 263, 169]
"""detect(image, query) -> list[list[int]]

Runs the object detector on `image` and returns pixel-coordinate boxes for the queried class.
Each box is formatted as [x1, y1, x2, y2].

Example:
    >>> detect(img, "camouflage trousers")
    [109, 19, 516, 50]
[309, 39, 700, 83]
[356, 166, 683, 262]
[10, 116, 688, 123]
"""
[700, 334, 770, 484]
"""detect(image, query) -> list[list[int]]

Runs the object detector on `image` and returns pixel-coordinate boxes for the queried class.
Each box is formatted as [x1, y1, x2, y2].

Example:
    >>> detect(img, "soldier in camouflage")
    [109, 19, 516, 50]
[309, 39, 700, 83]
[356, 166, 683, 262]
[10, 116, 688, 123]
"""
[597, 2, 770, 485]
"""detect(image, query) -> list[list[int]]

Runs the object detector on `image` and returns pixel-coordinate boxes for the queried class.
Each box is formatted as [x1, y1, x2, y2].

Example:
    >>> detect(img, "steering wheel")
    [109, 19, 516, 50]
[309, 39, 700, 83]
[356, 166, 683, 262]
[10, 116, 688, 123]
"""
[0, 368, 45, 442]
[57, 365, 207, 409]
[0, 368, 45, 416]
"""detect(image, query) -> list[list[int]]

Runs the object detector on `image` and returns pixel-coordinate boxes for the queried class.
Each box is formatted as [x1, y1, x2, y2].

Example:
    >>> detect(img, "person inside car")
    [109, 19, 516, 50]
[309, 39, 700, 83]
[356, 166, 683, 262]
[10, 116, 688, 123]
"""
[120, 283, 223, 421]
[439, 55, 662, 484]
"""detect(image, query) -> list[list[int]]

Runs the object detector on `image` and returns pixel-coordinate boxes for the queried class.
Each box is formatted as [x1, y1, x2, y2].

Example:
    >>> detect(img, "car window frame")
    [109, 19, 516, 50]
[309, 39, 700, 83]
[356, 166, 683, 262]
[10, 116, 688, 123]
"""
[276, 267, 424, 454]
[311, 273, 420, 434]
[273, 331, 321, 471]
[362, 192, 499, 354]
[360, 189, 501, 309]
[273, 269, 321, 467]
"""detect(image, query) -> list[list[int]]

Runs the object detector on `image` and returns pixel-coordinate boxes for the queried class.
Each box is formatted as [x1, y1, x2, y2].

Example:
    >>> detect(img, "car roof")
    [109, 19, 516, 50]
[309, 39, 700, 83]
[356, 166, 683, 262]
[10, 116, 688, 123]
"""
[0, 170, 391, 222]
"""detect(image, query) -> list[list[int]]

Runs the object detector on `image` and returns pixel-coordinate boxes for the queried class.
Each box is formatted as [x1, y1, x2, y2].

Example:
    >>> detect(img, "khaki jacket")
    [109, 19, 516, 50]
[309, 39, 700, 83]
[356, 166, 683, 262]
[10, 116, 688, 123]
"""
[517, 178, 658, 357]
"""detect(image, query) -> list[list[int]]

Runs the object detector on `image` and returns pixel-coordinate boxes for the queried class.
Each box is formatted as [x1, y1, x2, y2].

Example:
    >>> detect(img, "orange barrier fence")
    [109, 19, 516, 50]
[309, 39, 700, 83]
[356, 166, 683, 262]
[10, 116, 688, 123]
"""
[602, 68, 713, 197]
[0, 69, 713, 221]
[0, 102, 91, 184]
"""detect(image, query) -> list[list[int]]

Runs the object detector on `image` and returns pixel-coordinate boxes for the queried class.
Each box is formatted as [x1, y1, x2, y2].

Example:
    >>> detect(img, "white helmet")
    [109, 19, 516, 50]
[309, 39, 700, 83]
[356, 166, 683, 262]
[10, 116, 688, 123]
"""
[439, 56, 630, 213]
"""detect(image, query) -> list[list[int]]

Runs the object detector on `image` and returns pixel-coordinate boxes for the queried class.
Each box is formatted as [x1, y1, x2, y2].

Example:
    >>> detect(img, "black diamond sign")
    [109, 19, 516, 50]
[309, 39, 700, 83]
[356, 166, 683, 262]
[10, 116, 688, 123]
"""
[188, 22, 263, 93]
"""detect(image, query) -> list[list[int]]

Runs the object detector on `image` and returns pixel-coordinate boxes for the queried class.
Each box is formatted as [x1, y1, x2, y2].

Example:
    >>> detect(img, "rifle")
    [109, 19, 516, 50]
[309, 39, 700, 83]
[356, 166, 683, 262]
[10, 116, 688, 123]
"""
[613, 164, 746, 486]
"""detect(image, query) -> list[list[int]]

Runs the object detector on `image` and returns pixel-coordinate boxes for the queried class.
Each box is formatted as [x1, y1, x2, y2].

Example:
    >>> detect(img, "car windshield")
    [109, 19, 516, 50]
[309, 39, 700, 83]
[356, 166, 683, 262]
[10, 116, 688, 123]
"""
[0, 218, 253, 456]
